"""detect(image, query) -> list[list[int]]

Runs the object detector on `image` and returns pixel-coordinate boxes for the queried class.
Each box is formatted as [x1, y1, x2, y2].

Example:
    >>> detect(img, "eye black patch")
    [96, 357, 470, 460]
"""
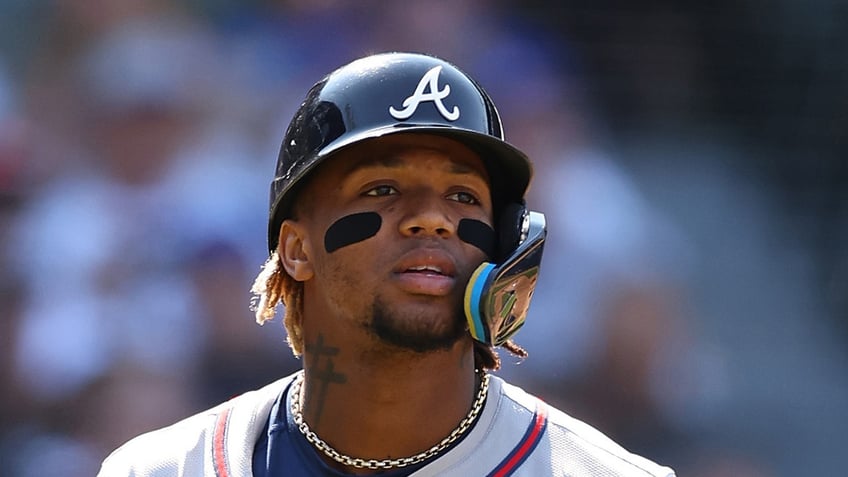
[458, 218, 496, 258]
[324, 212, 382, 253]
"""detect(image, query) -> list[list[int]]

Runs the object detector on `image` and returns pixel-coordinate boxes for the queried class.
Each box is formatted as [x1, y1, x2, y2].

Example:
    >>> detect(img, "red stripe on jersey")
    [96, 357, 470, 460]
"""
[213, 407, 232, 477]
[488, 404, 549, 477]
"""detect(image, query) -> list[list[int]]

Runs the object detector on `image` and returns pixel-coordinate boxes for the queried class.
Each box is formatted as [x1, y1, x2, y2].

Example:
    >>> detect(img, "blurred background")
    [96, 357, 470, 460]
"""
[0, 1, 846, 476]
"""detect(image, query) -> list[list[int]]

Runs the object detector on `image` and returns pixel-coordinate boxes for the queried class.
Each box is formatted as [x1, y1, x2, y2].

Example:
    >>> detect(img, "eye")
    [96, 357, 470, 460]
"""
[364, 185, 398, 197]
[446, 191, 481, 205]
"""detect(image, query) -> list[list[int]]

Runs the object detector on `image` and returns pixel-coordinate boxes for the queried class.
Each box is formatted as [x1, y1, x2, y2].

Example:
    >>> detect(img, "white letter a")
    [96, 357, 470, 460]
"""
[389, 66, 460, 121]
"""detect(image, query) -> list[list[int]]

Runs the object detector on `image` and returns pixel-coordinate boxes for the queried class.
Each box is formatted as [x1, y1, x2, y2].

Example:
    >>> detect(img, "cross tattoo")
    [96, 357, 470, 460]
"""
[304, 334, 347, 426]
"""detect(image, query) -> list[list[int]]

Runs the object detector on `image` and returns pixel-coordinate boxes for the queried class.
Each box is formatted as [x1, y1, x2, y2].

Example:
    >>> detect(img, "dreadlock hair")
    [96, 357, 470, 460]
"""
[250, 251, 305, 356]
[250, 251, 527, 371]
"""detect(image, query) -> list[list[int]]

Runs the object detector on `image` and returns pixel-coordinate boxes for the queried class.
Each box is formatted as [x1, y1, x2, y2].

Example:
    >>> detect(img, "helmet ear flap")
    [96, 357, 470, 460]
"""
[497, 202, 528, 261]
[464, 210, 546, 346]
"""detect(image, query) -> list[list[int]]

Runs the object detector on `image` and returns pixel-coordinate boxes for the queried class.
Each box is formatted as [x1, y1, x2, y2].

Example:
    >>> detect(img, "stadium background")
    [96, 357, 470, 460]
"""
[0, 1, 845, 476]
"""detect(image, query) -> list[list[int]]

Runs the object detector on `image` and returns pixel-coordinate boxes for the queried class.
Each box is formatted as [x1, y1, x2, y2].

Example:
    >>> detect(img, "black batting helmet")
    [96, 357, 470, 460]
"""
[267, 52, 533, 252]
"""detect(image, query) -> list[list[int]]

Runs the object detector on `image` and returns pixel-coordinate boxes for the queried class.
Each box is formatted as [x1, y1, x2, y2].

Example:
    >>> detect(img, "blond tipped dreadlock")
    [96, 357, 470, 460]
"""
[250, 251, 305, 356]
[250, 251, 526, 370]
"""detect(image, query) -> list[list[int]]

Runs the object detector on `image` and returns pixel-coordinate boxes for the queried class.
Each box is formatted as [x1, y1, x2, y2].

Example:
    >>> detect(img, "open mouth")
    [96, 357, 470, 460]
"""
[394, 250, 457, 295]
[405, 265, 447, 276]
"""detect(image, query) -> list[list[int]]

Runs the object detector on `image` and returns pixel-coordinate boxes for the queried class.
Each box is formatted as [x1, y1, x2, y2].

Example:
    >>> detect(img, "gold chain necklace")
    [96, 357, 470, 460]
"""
[290, 370, 489, 470]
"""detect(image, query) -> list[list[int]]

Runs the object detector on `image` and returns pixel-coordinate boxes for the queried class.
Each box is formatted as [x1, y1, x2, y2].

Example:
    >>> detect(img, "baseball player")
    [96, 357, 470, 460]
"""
[98, 52, 676, 476]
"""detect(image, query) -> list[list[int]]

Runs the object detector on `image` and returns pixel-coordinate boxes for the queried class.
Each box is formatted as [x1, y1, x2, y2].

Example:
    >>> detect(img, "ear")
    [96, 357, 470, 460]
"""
[277, 219, 314, 282]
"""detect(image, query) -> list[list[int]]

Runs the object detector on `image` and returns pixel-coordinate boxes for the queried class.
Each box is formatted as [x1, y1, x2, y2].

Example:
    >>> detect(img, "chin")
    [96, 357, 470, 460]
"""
[370, 298, 467, 353]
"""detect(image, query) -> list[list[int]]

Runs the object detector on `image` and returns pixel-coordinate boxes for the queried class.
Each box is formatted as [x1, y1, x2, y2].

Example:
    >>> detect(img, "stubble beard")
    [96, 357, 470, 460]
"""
[370, 296, 468, 353]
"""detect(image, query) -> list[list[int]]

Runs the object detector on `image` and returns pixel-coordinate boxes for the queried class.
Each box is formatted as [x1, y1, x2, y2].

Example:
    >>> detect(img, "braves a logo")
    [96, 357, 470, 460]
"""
[389, 66, 460, 121]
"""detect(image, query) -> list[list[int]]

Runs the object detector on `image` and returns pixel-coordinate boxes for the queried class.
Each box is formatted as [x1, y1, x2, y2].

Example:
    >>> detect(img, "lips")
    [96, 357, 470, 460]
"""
[393, 248, 457, 296]
[395, 249, 456, 276]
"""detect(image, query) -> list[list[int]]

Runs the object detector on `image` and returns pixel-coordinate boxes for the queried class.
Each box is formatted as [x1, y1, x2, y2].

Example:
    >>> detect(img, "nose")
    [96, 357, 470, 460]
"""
[398, 191, 456, 239]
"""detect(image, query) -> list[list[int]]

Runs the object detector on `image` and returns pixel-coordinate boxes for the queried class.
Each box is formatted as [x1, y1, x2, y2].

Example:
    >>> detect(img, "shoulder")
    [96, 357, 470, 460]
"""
[97, 375, 295, 477]
[97, 401, 224, 477]
[494, 377, 676, 477]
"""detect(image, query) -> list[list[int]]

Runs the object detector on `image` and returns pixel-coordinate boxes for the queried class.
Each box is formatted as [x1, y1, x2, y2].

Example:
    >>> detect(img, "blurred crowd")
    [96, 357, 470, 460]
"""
[1, 1, 845, 476]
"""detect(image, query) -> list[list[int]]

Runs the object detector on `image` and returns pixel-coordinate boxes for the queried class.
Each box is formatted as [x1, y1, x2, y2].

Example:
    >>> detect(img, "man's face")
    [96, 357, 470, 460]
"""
[288, 133, 494, 352]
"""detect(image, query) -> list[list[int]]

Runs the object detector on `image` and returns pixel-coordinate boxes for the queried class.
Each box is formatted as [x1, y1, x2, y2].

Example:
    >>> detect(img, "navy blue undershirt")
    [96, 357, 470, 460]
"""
[251, 378, 480, 476]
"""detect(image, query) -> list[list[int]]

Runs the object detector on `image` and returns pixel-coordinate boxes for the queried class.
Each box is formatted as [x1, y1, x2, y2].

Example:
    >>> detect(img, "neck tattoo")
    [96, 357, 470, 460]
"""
[290, 370, 490, 470]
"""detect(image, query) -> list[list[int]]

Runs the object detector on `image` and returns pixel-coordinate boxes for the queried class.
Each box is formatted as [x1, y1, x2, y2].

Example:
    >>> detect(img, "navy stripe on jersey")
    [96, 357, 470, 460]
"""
[486, 404, 548, 477]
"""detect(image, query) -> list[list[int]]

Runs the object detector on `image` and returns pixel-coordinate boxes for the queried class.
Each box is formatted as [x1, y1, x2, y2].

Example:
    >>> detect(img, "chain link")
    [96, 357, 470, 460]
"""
[290, 370, 489, 470]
